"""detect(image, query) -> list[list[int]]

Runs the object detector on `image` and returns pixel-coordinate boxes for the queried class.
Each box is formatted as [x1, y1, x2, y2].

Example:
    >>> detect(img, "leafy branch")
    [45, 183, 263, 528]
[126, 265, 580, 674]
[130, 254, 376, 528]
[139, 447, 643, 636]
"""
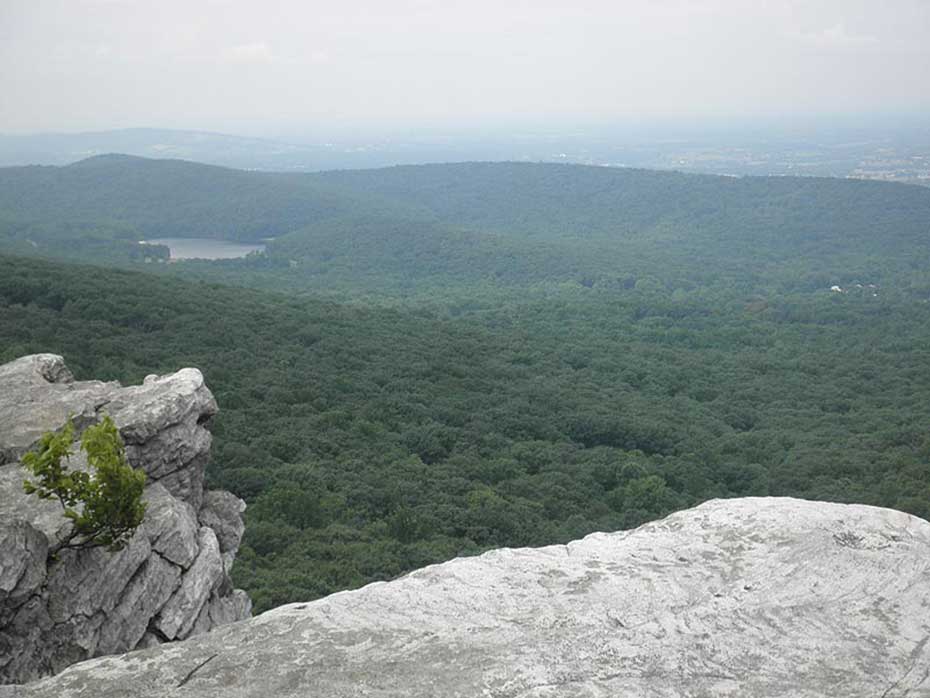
[22, 416, 147, 556]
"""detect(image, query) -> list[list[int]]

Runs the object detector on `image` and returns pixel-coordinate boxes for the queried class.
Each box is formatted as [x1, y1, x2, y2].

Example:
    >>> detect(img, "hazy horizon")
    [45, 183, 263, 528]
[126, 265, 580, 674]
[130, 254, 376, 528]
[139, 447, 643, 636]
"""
[2, 1, 929, 136]
[2, 110, 929, 141]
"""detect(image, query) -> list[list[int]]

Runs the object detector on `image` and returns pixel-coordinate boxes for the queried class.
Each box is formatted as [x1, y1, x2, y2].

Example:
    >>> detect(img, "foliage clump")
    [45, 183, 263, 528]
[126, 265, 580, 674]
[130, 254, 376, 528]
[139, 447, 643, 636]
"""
[22, 416, 147, 554]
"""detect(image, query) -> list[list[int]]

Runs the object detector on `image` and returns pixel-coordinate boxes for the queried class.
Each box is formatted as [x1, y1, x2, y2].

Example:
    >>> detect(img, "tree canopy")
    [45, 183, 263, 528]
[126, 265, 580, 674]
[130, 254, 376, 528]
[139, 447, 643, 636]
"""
[3, 253, 928, 610]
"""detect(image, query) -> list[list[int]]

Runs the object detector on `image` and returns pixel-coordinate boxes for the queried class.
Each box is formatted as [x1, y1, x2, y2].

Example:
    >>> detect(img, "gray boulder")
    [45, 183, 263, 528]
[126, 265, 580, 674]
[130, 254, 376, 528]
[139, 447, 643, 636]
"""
[198, 490, 246, 574]
[0, 521, 47, 618]
[0, 355, 250, 685]
[4, 497, 930, 698]
[144, 484, 200, 569]
[152, 527, 223, 641]
[0, 355, 113, 467]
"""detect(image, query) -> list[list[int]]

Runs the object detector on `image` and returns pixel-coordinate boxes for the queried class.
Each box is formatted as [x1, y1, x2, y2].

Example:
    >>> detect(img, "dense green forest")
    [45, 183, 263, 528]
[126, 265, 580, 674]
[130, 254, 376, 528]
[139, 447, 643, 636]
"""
[3, 157, 930, 300]
[2, 254, 929, 613]
[2, 157, 929, 613]
[0, 155, 366, 243]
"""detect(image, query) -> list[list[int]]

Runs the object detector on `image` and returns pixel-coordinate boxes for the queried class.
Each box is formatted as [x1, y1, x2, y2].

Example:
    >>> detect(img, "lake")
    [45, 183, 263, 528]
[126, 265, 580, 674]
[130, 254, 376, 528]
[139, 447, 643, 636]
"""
[142, 238, 266, 260]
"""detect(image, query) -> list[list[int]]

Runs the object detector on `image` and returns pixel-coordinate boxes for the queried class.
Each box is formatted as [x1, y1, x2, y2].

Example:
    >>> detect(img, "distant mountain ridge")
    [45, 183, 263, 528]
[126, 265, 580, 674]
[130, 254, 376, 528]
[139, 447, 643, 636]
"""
[0, 128, 324, 170]
[1, 155, 930, 296]
[0, 154, 373, 242]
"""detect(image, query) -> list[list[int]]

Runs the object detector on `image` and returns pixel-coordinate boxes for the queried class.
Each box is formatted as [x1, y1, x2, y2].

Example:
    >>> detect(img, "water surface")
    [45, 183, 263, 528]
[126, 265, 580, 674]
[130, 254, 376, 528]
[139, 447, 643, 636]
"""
[143, 238, 266, 260]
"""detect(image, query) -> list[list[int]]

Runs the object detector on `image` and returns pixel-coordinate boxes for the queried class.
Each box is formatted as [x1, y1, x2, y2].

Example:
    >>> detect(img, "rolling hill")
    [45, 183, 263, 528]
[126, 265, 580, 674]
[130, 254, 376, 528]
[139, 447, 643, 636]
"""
[1, 155, 929, 297]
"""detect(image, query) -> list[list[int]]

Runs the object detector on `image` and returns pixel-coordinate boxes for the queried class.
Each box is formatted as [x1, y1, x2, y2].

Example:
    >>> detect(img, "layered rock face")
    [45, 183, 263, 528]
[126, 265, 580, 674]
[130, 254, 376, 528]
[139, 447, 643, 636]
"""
[0, 354, 250, 685]
[4, 497, 929, 698]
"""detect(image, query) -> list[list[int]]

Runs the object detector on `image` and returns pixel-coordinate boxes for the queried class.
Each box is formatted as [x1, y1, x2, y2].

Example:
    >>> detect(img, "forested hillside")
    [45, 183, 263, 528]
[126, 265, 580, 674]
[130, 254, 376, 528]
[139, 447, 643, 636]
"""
[3, 255, 929, 612]
[0, 154, 380, 245]
[2, 157, 930, 299]
[308, 163, 930, 293]
[3, 158, 929, 613]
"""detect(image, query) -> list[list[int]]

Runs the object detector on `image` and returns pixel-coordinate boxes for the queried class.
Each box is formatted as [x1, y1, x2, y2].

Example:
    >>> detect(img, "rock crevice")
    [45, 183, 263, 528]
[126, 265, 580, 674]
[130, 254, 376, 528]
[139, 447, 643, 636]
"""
[0, 354, 251, 685]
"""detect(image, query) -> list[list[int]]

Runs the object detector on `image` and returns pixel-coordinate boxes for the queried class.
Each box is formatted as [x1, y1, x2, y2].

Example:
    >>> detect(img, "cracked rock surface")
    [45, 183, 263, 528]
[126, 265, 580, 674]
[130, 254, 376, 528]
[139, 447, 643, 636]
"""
[0, 354, 251, 685]
[4, 497, 929, 698]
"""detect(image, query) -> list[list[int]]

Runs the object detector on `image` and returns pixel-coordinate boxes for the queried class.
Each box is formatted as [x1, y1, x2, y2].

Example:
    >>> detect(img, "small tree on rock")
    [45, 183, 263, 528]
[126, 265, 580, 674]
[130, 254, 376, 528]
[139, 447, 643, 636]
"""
[22, 416, 146, 555]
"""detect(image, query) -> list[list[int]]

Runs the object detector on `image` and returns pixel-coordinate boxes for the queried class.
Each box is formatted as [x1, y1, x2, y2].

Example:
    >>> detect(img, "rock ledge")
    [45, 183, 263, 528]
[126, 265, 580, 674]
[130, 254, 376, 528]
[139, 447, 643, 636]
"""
[5, 496, 929, 697]
[0, 354, 251, 685]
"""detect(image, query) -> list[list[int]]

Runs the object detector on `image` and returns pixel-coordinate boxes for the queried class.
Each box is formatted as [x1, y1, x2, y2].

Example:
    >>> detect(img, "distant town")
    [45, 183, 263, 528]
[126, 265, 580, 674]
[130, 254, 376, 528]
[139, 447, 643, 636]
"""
[1, 122, 928, 186]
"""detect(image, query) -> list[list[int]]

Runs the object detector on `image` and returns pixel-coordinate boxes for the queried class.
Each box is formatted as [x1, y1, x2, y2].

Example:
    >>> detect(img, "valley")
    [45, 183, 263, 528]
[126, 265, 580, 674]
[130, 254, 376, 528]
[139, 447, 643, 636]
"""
[0, 161, 930, 611]
[2, 157, 929, 612]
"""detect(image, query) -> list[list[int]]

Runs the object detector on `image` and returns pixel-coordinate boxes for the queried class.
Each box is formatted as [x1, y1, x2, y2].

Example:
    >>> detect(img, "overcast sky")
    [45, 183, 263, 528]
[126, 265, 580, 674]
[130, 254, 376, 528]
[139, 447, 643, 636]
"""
[1, 0, 928, 135]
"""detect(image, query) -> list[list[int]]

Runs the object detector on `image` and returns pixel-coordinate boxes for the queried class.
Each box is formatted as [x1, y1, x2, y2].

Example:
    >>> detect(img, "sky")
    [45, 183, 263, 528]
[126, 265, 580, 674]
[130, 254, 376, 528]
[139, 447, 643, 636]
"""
[1, 0, 928, 135]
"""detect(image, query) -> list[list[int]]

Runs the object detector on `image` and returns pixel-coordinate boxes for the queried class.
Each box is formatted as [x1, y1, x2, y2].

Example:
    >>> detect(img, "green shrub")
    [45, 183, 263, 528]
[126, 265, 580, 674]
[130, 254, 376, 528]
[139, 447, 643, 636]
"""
[22, 416, 146, 555]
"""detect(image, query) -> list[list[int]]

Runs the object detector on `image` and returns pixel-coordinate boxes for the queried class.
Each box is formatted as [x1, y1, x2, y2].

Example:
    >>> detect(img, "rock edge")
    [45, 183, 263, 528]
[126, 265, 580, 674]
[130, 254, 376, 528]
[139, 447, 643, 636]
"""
[5, 497, 929, 697]
[0, 354, 251, 684]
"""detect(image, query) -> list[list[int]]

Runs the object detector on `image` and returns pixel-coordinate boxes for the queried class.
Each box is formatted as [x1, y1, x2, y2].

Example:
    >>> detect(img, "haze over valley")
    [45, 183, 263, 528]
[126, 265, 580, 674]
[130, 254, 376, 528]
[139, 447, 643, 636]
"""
[3, 119, 930, 186]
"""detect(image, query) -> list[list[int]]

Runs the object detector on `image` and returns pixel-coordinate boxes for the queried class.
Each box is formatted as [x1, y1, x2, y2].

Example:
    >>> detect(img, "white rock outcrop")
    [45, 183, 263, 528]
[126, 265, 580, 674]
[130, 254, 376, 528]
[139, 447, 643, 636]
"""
[4, 497, 929, 697]
[0, 354, 251, 685]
